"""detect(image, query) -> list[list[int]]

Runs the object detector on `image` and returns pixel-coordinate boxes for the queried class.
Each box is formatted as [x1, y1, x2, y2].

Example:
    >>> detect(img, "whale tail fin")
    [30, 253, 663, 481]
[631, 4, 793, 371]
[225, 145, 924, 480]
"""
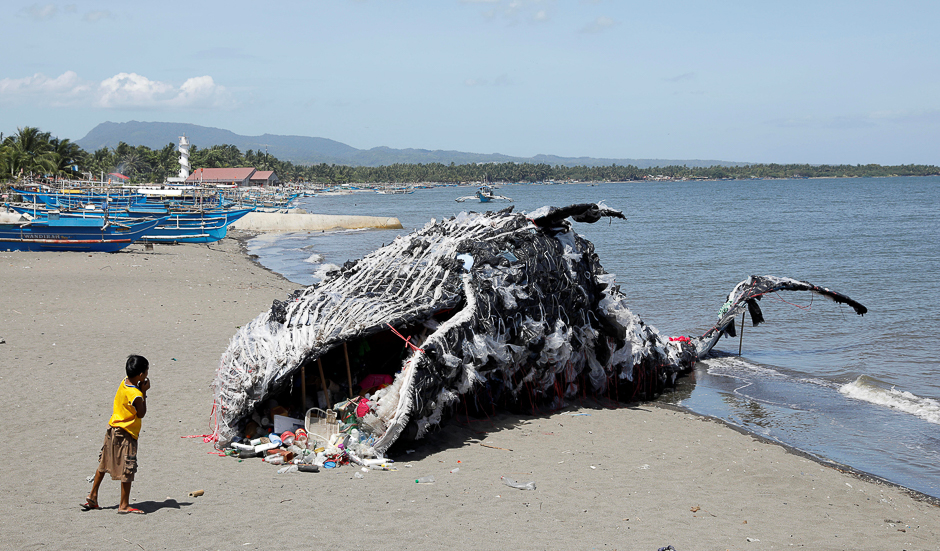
[693, 275, 867, 358]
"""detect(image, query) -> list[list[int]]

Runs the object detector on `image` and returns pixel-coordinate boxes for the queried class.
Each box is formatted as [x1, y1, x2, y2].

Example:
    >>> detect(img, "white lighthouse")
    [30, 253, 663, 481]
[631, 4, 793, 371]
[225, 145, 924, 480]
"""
[166, 136, 192, 183]
[177, 136, 191, 180]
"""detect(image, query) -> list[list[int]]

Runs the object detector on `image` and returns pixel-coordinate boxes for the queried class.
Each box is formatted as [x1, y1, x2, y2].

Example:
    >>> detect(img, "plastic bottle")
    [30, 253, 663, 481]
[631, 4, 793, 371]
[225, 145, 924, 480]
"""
[264, 454, 285, 465]
[449, 468, 460, 474]
[277, 464, 298, 474]
[254, 442, 278, 454]
[354, 472, 364, 479]
[501, 476, 536, 490]
[415, 476, 435, 484]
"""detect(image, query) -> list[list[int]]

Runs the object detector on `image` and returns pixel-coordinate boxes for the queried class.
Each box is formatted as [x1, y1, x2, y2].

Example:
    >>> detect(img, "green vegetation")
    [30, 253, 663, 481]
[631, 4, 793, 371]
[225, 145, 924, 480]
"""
[2, 126, 938, 190]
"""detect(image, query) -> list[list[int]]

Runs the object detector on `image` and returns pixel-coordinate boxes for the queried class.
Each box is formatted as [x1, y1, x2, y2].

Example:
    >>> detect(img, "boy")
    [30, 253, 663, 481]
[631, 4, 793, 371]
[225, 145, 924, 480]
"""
[82, 354, 151, 514]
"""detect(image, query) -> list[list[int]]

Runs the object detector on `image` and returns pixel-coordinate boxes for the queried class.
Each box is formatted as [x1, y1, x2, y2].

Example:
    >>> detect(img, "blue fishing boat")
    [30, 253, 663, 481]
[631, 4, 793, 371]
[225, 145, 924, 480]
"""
[137, 208, 253, 244]
[13, 188, 146, 209]
[6, 205, 254, 244]
[0, 213, 163, 253]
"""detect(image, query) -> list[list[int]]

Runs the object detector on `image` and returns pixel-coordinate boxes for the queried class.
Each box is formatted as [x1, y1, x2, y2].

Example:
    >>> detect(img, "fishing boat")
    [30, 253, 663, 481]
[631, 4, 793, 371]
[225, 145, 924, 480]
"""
[6, 205, 254, 244]
[376, 185, 415, 195]
[0, 212, 163, 253]
[137, 208, 253, 243]
[454, 185, 513, 203]
[13, 187, 147, 210]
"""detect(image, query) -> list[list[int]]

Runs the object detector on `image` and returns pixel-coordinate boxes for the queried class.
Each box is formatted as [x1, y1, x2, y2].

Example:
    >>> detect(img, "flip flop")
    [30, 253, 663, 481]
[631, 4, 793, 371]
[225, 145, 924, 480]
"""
[80, 498, 100, 510]
[117, 507, 145, 515]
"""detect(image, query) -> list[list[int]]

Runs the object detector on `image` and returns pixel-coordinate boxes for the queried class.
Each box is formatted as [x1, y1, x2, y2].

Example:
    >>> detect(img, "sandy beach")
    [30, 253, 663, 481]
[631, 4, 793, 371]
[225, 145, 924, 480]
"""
[1, 232, 937, 551]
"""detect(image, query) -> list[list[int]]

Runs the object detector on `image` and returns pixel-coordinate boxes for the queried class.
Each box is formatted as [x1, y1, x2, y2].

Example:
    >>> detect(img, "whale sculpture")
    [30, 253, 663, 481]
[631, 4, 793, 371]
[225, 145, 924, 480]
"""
[209, 203, 866, 453]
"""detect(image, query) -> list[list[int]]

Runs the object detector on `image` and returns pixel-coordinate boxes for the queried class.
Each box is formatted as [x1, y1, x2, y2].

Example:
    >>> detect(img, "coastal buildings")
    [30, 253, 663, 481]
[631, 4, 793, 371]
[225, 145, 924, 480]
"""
[185, 167, 280, 187]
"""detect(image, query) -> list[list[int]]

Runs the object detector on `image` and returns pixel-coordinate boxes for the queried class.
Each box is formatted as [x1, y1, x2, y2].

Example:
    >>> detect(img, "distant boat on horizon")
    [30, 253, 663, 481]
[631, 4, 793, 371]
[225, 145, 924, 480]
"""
[454, 185, 513, 203]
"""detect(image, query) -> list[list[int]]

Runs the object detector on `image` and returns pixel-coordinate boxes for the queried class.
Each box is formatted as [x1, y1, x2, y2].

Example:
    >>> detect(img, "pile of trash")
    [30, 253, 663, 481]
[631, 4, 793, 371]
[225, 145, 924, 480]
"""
[219, 400, 396, 474]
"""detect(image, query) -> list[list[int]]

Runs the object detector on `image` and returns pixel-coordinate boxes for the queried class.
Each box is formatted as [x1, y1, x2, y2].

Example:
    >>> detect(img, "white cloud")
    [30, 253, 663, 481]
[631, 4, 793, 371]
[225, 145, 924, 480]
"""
[0, 71, 90, 105]
[83, 10, 112, 22]
[0, 70, 235, 110]
[15, 4, 115, 24]
[463, 0, 554, 23]
[169, 76, 235, 108]
[98, 73, 174, 108]
[580, 15, 616, 33]
[22, 3, 57, 20]
[98, 73, 234, 109]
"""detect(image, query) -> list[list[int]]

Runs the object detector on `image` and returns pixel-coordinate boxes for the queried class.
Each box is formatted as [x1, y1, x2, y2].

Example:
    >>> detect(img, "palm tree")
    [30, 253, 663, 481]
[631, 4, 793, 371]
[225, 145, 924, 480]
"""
[49, 137, 83, 180]
[114, 150, 151, 181]
[85, 147, 115, 180]
[3, 127, 56, 181]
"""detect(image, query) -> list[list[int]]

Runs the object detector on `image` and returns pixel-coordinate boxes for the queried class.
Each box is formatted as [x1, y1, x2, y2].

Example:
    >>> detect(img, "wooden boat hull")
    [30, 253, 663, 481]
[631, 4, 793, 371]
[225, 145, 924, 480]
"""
[0, 217, 162, 253]
[138, 208, 253, 243]
[6, 206, 254, 244]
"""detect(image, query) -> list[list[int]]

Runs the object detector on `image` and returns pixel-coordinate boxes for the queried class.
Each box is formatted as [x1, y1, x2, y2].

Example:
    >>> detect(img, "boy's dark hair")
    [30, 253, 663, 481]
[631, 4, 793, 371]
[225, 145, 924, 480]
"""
[126, 355, 150, 378]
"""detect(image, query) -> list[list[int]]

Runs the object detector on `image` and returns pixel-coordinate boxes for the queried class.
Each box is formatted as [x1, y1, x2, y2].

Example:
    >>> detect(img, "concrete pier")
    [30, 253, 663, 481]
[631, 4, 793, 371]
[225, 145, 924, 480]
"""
[231, 211, 402, 232]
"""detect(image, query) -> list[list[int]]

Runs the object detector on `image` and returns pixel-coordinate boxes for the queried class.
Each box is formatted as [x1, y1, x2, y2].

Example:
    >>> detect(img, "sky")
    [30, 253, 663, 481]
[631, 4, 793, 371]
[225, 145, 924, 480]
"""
[2, 0, 939, 165]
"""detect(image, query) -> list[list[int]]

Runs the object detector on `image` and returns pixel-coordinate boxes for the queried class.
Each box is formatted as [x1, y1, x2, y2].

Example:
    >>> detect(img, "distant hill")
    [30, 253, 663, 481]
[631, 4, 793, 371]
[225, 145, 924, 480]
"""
[77, 121, 748, 169]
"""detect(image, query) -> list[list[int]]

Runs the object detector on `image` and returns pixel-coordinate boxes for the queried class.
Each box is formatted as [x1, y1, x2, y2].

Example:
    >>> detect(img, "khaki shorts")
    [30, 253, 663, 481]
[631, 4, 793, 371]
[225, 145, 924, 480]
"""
[97, 427, 138, 482]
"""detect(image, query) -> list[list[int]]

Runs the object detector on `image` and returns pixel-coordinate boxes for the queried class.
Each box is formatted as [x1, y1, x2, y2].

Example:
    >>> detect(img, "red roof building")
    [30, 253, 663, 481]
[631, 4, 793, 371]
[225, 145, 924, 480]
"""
[185, 167, 256, 186]
[250, 170, 279, 187]
[185, 167, 280, 187]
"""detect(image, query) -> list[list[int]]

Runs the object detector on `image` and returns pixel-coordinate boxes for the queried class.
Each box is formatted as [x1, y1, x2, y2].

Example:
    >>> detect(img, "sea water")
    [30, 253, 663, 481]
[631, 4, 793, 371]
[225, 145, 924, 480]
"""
[245, 176, 940, 499]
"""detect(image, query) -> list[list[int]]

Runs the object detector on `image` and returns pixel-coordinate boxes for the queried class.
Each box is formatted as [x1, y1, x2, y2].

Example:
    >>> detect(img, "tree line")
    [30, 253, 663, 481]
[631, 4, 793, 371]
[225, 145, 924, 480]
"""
[2, 126, 938, 189]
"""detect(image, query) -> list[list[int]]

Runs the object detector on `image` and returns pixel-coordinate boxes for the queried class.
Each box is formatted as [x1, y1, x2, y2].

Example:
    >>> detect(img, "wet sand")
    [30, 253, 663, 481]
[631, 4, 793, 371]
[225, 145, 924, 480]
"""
[0, 233, 937, 550]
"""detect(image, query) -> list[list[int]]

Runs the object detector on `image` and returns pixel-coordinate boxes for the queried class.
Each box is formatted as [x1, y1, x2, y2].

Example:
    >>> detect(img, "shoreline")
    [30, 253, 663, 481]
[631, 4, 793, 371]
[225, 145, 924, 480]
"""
[0, 235, 937, 550]
[653, 402, 940, 508]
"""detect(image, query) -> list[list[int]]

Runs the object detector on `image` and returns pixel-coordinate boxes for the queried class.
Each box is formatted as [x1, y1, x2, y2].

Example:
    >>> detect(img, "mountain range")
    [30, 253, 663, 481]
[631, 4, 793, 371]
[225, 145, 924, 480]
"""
[76, 121, 747, 169]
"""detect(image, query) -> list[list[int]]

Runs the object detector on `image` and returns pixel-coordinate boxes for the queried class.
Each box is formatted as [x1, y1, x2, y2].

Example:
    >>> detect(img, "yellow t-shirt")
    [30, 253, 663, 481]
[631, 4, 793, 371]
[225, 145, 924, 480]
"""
[109, 378, 144, 439]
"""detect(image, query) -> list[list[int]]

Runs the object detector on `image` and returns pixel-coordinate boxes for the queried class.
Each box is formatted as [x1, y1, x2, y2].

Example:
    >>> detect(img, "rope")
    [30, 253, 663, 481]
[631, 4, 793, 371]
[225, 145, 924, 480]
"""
[387, 323, 425, 353]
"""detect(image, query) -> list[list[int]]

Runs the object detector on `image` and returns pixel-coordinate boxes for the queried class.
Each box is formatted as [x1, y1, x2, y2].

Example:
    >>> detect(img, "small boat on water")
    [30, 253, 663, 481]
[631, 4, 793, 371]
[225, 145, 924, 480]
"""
[455, 185, 513, 203]
[0, 211, 163, 253]
[376, 186, 415, 195]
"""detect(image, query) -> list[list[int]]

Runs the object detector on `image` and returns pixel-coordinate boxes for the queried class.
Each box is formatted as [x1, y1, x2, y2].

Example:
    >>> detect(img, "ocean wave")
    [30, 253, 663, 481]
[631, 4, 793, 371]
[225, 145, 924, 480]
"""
[312, 263, 342, 283]
[701, 355, 784, 379]
[840, 376, 940, 425]
[304, 253, 324, 264]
